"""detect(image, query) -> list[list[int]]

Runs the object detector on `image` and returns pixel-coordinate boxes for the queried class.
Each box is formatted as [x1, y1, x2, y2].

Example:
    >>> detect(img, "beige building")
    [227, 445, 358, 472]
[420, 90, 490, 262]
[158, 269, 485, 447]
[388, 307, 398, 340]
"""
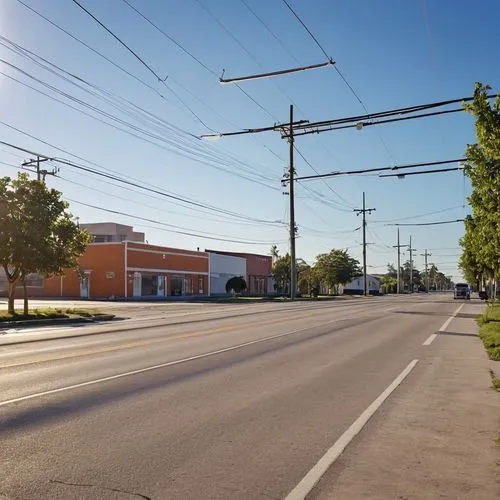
[81, 222, 145, 243]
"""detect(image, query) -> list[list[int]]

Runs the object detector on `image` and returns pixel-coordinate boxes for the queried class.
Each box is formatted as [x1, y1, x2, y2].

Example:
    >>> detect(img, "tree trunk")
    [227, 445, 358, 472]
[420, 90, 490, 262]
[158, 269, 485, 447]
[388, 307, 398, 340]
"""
[7, 281, 15, 315]
[22, 278, 28, 315]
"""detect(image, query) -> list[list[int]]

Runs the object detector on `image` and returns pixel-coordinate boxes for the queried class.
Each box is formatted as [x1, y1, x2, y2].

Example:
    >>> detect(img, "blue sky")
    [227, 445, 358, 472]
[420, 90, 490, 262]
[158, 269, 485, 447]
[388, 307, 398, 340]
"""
[1, 0, 499, 281]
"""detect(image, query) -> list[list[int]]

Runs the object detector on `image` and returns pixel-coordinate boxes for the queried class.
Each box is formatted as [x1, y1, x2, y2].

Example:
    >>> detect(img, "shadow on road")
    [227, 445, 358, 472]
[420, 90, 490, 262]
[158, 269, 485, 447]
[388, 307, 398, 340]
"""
[1, 315, 384, 434]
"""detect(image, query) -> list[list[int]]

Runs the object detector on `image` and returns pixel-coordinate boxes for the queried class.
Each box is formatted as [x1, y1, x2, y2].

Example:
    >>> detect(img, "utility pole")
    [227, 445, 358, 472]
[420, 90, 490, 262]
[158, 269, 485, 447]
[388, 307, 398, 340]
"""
[354, 192, 376, 296]
[393, 228, 408, 294]
[421, 250, 432, 293]
[288, 104, 296, 301]
[22, 155, 58, 182]
[408, 236, 417, 293]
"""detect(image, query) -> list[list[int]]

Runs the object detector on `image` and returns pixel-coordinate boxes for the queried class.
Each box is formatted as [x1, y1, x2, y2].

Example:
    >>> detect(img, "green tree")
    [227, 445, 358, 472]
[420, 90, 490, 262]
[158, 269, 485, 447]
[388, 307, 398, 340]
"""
[0, 173, 91, 315]
[315, 249, 361, 294]
[272, 253, 291, 295]
[461, 83, 500, 298]
[297, 263, 320, 296]
[380, 275, 397, 294]
[225, 276, 247, 295]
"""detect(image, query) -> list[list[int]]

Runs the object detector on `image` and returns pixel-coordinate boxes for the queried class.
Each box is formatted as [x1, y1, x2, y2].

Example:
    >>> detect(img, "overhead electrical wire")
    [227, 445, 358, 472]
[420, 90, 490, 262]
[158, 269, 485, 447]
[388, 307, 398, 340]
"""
[239, 0, 301, 65]
[0, 41, 280, 187]
[0, 138, 283, 225]
[385, 219, 465, 227]
[13, 0, 174, 103]
[70, 0, 167, 82]
[0, 35, 281, 181]
[16, 0, 286, 169]
[280, 0, 396, 162]
[58, 174, 287, 228]
[372, 205, 465, 224]
[293, 145, 354, 208]
[193, 0, 311, 120]
[66, 198, 285, 245]
[118, 0, 281, 123]
[0, 70, 277, 190]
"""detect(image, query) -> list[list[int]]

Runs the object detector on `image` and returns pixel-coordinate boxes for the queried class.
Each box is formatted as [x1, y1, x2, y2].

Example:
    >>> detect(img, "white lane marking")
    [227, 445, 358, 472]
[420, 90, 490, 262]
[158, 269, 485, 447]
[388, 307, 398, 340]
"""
[422, 333, 437, 346]
[285, 359, 419, 500]
[0, 317, 351, 408]
[422, 303, 466, 346]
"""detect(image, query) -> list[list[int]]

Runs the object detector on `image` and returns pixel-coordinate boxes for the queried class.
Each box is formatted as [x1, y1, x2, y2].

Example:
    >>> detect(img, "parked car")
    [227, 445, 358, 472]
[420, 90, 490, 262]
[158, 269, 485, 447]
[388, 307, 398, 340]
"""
[479, 290, 488, 300]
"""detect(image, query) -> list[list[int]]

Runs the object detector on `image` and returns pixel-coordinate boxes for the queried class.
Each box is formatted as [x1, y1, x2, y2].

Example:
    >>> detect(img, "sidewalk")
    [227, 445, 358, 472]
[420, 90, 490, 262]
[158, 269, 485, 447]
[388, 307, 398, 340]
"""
[310, 303, 500, 499]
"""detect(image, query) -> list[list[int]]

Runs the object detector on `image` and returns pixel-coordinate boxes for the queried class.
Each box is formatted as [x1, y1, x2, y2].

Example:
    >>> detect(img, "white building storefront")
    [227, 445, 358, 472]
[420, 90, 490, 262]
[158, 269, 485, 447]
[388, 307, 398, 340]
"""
[208, 253, 247, 296]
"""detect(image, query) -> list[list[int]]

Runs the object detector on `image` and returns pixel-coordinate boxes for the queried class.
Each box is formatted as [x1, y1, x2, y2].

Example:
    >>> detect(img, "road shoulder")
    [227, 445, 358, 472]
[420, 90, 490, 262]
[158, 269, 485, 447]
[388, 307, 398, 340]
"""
[309, 305, 500, 500]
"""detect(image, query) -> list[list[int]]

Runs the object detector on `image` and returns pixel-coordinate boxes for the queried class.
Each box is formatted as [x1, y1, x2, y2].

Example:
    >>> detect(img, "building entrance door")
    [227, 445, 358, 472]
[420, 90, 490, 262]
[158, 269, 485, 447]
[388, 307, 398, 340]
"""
[157, 275, 166, 296]
[133, 272, 142, 297]
[80, 274, 90, 299]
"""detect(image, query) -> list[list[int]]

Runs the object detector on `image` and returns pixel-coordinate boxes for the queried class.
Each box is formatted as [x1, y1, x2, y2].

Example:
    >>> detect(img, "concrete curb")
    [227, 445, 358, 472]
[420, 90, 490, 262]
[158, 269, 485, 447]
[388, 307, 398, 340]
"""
[0, 314, 116, 330]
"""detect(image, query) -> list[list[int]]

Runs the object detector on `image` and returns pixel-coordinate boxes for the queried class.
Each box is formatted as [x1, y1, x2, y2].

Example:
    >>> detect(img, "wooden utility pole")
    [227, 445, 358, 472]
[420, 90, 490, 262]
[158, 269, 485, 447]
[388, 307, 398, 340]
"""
[22, 155, 58, 182]
[421, 250, 432, 292]
[393, 228, 408, 294]
[289, 104, 296, 300]
[354, 192, 375, 296]
[408, 236, 417, 293]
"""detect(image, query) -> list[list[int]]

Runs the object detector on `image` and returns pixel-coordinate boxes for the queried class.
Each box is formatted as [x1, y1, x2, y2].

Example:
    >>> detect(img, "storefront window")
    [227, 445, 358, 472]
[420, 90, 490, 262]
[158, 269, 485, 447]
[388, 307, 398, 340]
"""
[171, 276, 183, 296]
[141, 275, 157, 296]
[198, 276, 204, 294]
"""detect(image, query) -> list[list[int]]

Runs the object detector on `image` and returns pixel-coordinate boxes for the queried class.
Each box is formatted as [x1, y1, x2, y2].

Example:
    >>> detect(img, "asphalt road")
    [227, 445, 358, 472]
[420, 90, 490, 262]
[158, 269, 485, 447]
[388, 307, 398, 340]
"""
[0, 294, 466, 499]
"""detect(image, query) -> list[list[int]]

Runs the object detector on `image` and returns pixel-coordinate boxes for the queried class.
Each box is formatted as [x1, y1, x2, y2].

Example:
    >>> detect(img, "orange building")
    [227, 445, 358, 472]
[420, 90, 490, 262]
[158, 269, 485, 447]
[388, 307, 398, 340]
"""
[43, 241, 209, 299]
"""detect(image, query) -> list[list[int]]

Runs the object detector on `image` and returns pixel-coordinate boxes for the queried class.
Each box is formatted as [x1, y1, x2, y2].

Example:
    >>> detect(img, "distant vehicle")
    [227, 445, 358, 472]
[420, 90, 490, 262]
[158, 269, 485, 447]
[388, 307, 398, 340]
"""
[454, 283, 470, 300]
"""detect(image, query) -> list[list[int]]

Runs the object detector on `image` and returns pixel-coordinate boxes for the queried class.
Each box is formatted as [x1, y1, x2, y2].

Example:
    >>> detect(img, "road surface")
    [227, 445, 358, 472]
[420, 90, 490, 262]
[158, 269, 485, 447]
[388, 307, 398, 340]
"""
[0, 294, 473, 499]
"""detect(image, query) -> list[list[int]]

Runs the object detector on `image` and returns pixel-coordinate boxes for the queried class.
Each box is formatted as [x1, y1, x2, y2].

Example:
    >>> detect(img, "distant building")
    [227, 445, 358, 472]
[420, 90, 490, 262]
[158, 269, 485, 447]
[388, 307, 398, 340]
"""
[206, 250, 273, 295]
[81, 222, 145, 243]
[208, 252, 247, 296]
[343, 275, 381, 295]
[42, 240, 209, 299]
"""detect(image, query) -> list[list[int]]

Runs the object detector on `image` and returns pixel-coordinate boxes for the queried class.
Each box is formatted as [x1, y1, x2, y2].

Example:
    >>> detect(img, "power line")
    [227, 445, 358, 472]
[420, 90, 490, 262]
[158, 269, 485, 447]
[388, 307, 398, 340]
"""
[281, 0, 330, 60]
[372, 205, 465, 224]
[66, 198, 285, 245]
[280, 0, 396, 162]
[379, 166, 463, 177]
[104, 0, 288, 163]
[14, 0, 172, 102]
[0, 33, 283, 181]
[70, 0, 167, 83]
[0, 51, 279, 187]
[206, 94, 497, 138]
[293, 145, 354, 208]
[294, 158, 465, 181]
[58, 173, 286, 227]
[0, 138, 282, 225]
[119, 0, 217, 77]
[239, 0, 301, 65]
[386, 219, 465, 227]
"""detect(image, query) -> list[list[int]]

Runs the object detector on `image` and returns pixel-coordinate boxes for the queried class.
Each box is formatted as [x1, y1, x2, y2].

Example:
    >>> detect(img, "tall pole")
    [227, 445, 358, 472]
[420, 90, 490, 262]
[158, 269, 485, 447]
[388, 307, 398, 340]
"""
[393, 228, 408, 294]
[362, 192, 367, 296]
[409, 235, 412, 293]
[289, 104, 296, 301]
[421, 250, 432, 293]
[354, 192, 375, 296]
[21, 155, 56, 183]
[397, 228, 401, 294]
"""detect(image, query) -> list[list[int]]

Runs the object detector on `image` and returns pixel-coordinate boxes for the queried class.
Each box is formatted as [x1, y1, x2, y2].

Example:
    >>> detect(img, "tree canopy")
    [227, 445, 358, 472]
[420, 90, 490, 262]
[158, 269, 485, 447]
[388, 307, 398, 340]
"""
[0, 173, 92, 314]
[314, 249, 361, 294]
[460, 83, 500, 295]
